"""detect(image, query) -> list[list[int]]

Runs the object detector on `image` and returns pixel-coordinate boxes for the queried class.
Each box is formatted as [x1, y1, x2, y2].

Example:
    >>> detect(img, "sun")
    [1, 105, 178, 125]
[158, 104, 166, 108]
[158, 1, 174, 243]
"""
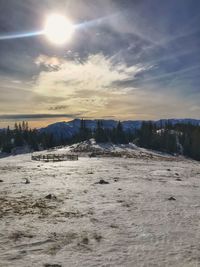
[44, 14, 74, 45]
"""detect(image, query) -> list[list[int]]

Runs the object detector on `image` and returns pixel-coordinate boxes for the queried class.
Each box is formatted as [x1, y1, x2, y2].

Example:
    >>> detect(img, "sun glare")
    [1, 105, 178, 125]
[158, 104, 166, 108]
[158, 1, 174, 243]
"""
[44, 14, 74, 45]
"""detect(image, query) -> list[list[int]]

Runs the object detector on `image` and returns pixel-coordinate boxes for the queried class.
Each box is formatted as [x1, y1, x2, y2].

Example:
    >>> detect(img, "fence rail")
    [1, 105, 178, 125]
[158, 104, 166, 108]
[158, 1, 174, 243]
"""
[31, 153, 78, 162]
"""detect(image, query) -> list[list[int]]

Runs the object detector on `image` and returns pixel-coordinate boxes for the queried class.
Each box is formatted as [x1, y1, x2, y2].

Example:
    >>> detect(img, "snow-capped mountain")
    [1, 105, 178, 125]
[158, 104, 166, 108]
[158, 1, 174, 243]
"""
[40, 118, 200, 141]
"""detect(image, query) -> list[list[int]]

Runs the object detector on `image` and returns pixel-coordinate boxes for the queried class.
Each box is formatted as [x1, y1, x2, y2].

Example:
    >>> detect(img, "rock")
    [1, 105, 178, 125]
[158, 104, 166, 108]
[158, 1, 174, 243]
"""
[168, 196, 176, 201]
[45, 194, 57, 200]
[82, 236, 89, 245]
[0, 179, 3, 183]
[167, 169, 171, 171]
[118, 188, 122, 191]
[110, 224, 119, 229]
[93, 233, 102, 242]
[122, 203, 131, 208]
[176, 178, 182, 181]
[175, 173, 179, 176]
[97, 179, 109, 184]
[24, 178, 30, 184]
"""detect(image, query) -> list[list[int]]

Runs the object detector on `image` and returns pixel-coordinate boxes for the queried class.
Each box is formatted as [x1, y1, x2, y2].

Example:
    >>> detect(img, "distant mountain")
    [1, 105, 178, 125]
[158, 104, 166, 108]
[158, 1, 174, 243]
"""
[40, 118, 200, 141]
[40, 119, 200, 140]
[39, 119, 143, 141]
[156, 119, 200, 127]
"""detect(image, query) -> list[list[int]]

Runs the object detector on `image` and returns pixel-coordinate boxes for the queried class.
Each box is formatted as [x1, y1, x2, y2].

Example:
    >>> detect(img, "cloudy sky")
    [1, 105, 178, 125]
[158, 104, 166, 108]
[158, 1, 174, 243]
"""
[0, 0, 200, 128]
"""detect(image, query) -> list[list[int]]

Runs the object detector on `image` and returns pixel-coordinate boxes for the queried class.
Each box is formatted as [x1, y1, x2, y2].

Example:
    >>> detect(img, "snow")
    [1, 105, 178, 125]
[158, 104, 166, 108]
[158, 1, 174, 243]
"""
[0, 144, 200, 267]
[46, 140, 176, 159]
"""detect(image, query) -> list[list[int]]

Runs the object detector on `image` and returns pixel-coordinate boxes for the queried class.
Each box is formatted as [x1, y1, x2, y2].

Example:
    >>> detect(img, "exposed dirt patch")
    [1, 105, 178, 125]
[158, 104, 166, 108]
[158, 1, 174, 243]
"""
[0, 196, 60, 218]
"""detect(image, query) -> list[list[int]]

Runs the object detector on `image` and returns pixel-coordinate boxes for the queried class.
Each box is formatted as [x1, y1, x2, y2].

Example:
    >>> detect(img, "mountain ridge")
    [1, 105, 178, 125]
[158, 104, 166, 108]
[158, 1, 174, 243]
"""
[40, 118, 200, 141]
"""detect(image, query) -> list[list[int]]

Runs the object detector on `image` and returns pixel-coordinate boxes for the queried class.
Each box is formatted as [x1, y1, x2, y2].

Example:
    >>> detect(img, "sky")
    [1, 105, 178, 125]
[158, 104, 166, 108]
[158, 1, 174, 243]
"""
[0, 0, 200, 128]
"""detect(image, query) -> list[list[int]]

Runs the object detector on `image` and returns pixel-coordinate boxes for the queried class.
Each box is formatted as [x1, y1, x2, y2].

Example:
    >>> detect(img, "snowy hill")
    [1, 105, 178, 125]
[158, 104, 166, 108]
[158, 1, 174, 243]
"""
[35, 139, 178, 162]
[0, 144, 200, 266]
[40, 118, 200, 141]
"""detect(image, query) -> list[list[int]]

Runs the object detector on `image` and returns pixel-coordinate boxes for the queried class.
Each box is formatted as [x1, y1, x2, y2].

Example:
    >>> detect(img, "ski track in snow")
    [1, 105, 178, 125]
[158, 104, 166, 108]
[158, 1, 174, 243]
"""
[0, 148, 200, 267]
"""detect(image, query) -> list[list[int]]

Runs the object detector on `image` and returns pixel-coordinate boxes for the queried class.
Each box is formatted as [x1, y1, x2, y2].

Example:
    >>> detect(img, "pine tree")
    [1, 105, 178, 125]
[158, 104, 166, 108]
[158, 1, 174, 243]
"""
[116, 121, 127, 144]
[94, 120, 108, 142]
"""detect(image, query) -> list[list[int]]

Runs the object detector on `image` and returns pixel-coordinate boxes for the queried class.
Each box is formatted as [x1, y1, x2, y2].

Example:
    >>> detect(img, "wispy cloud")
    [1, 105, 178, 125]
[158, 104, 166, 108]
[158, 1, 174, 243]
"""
[33, 53, 152, 118]
[0, 0, 200, 124]
[48, 105, 68, 111]
[32, 52, 200, 120]
[0, 113, 79, 120]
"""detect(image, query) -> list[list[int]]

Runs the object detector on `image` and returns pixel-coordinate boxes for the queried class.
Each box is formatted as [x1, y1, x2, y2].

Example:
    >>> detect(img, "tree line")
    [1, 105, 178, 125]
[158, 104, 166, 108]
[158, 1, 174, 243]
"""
[0, 122, 55, 153]
[1, 119, 200, 161]
[71, 120, 130, 144]
[72, 119, 200, 161]
[137, 121, 200, 160]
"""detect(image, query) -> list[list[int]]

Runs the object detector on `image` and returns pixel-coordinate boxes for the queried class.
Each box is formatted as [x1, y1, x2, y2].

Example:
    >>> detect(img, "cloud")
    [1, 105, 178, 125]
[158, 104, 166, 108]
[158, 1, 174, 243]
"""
[34, 53, 146, 93]
[35, 55, 65, 71]
[34, 53, 150, 96]
[32, 52, 200, 120]
[49, 105, 68, 111]
[33, 53, 151, 118]
[0, 113, 79, 120]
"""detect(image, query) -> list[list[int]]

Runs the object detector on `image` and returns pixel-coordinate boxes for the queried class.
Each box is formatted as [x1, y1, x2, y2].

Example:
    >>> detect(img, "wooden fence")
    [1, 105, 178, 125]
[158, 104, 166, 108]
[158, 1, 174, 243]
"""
[89, 151, 122, 158]
[31, 153, 78, 162]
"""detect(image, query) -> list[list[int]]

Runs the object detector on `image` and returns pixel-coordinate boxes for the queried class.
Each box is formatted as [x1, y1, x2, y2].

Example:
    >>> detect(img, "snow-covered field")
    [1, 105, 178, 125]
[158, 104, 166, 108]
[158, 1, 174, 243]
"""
[0, 144, 200, 267]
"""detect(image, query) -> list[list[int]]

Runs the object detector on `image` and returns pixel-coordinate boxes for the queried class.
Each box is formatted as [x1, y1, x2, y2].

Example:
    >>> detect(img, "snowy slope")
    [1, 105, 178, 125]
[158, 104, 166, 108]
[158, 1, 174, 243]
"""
[0, 147, 200, 266]
[34, 140, 176, 160]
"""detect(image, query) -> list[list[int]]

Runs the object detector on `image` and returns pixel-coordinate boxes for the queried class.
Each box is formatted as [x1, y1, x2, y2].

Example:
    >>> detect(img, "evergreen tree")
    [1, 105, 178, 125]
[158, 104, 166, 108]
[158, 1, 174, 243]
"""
[94, 120, 108, 142]
[115, 121, 127, 144]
